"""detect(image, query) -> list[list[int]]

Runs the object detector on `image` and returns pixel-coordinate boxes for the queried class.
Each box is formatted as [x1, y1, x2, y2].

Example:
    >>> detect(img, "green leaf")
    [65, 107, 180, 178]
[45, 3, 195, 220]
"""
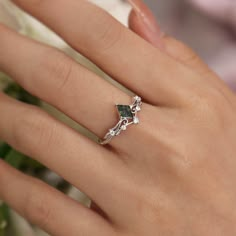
[5, 150, 25, 169]
[4, 149, 44, 171]
[0, 203, 9, 236]
[0, 143, 11, 158]
[3, 82, 41, 106]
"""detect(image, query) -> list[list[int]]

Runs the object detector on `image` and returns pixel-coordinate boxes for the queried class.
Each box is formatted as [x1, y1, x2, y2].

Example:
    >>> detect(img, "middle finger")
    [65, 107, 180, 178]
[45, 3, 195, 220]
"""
[0, 25, 165, 151]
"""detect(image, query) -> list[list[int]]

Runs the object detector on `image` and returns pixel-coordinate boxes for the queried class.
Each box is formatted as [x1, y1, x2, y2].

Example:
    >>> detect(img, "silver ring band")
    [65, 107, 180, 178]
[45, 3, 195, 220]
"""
[100, 96, 142, 145]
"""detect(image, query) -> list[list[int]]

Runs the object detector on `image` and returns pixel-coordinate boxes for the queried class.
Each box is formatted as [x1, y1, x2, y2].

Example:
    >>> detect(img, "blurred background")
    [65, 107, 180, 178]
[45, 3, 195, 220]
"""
[145, 0, 236, 90]
[0, 0, 235, 235]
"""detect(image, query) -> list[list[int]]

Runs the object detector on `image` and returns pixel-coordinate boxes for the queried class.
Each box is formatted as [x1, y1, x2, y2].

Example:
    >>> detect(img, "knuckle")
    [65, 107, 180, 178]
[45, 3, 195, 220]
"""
[87, 10, 123, 53]
[163, 36, 201, 66]
[135, 192, 165, 225]
[182, 50, 200, 66]
[178, 88, 233, 169]
[98, 23, 123, 53]
[39, 48, 74, 94]
[189, 87, 228, 125]
[122, 179, 163, 225]
[23, 183, 52, 228]
[139, 198, 159, 223]
[12, 107, 57, 156]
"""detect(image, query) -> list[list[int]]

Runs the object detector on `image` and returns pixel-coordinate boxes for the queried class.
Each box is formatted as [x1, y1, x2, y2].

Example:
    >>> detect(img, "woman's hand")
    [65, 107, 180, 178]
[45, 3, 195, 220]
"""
[0, 0, 236, 235]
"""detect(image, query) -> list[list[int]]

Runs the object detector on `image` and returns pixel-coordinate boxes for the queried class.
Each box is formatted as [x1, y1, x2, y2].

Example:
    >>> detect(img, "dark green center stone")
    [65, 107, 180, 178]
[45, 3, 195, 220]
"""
[116, 105, 133, 119]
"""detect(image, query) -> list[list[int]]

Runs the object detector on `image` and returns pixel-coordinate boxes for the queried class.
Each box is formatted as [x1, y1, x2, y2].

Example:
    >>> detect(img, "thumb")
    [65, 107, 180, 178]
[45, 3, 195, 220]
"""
[128, 0, 216, 79]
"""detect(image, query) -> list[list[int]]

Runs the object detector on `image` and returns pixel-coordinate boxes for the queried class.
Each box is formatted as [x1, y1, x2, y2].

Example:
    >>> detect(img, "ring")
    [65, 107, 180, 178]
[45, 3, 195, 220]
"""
[100, 96, 142, 145]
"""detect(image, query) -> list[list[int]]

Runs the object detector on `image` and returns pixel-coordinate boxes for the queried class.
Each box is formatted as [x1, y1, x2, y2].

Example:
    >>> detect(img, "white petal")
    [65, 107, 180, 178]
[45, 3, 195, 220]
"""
[88, 0, 131, 26]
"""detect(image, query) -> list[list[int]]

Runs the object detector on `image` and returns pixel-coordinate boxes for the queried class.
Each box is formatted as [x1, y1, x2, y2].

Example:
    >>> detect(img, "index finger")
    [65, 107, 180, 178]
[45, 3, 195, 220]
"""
[11, 0, 197, 106]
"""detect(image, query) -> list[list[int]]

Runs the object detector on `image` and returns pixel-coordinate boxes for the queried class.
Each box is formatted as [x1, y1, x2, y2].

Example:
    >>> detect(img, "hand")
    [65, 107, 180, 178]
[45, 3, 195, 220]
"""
[0, 1, 236, 235]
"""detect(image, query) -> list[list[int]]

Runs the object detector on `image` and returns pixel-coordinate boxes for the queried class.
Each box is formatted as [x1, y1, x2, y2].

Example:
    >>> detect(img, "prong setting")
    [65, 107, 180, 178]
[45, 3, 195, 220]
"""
[100, 96, 142, 145]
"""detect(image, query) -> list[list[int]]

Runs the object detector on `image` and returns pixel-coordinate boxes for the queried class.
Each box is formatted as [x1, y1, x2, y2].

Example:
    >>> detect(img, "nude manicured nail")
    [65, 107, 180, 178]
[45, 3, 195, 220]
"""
[127, 0, 165, 47]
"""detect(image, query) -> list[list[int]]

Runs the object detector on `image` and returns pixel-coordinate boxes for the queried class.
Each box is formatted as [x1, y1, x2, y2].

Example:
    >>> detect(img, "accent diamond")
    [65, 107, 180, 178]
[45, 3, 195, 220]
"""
[135, 96, 141, 102]
[109, 130, 115, 136]
[133, 117, 139, 124]
[122, 126, 127, 131]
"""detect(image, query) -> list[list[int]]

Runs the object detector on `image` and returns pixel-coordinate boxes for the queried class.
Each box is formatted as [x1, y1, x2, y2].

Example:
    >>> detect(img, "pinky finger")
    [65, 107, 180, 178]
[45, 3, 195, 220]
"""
[0, 160, 114, 236]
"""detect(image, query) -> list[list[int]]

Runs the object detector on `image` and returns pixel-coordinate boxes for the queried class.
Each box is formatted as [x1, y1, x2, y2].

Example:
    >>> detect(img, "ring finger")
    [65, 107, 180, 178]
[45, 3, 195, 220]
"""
[0, 25, 134, 143]
[0, 25, 166, 150]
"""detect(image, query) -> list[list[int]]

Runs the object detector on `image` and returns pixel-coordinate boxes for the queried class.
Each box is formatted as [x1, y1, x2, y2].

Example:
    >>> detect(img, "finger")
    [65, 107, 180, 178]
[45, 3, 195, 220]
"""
[0, 92, 126, 214]
[0, 25, 159, 150]
[0, 24, 131, 141]
[0, 160, 113, 236]
[11, 0, 203, 106]
[128, 0, 215, 78]
[128, 0, 233, 97]
[128, 0, 165, 49]
[0, 25, 167, 152]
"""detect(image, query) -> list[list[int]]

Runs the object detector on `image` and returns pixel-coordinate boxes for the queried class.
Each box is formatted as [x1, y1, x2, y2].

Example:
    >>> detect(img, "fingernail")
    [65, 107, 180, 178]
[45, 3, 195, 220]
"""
[127, 0, 165, 47]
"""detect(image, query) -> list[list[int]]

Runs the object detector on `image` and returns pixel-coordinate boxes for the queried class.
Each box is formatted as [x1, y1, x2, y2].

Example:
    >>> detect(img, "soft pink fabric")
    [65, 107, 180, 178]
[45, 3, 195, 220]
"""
[131, 0, 236, 91]
[187, 0, 236, 90]
[189, 0, 236, 27]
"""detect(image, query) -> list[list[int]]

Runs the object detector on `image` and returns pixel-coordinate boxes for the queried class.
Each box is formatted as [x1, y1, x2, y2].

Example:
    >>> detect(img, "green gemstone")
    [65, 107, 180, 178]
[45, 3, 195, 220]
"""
[116, 105, 133, 119]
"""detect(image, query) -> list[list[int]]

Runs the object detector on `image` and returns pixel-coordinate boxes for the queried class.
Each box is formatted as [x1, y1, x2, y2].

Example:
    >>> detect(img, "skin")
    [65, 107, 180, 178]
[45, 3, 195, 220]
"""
[0, 0, 236, 235]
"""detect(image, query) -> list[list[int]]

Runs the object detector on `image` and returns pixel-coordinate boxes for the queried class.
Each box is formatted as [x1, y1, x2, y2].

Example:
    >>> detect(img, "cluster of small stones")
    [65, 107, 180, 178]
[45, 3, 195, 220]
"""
[132, 96, 141, 124]
[110, 97, 141, 135]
